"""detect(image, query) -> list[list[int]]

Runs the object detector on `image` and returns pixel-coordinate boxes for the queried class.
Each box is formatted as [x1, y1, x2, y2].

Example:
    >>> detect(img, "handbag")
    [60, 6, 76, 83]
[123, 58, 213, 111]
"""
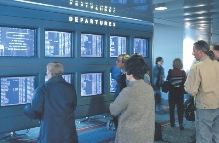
[184, 97, 196, 121]
[161, 69, 171, 93]
[161, 80, 170, 93]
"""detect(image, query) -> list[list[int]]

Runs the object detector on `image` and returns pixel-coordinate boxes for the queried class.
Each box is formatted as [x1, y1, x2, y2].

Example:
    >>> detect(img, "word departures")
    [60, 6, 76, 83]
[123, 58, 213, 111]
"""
[69, 16, 116, 27]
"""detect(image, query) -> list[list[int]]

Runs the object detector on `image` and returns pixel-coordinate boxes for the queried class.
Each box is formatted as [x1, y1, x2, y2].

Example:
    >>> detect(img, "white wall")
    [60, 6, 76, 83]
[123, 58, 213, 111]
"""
[153, 23, 184, 99]
[212, 33, 219, 43]
[153, 23, 184, 78]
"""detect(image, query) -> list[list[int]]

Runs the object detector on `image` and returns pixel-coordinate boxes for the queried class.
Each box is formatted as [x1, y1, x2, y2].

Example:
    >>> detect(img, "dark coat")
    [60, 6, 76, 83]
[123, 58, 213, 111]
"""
[24, 76, 78, 143]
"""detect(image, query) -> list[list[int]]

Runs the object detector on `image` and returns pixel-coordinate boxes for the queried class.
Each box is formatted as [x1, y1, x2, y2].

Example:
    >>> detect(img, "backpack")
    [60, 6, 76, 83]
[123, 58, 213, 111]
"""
[184, 97, 196, 121]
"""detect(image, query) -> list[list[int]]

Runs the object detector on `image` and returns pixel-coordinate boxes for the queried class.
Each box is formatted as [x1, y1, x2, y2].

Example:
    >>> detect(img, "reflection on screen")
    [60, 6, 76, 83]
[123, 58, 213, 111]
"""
[110, 36, 126, 57]
[134, 38, 148, 57]
[81, 73, 102, 96]
[1, 76, 35, 106]
[81, 34, 102, 57]
[45, 74, 72, 83]
[45, 31, 72, 57]
[110, 73, 117, 92]
[0, 27, 35, 57]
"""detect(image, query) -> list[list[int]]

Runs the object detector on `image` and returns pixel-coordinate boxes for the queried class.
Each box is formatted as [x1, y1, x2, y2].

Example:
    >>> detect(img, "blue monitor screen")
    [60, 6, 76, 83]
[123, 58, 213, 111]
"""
[1, 76, 35, 106]
[134, 38, 148, 57]
[45, 31, 72, 57]
[110, 36, 126, 57]
[81, 34, 103, 57]
[110, 73, 117, 92]
[45, 74, 72, 84]
[81, 73, 102, 96]
[0, 27, 35, 57]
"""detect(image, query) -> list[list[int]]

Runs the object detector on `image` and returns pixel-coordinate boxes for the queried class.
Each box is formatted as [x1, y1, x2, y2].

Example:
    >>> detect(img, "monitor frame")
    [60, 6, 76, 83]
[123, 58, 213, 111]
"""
[133, 37, 149, 57]
[0, 26, 36, 57]
[1, 75, 36, 107]
[81, 33, 103, 58]
[110, 35, 127, 57]
[80, 72, 103, 97]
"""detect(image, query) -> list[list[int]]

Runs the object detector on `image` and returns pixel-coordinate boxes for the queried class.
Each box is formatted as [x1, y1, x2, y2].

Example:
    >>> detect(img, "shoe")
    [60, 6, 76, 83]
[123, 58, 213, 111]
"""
[179, 124, 184, 130]
[170, 124, 175, 127]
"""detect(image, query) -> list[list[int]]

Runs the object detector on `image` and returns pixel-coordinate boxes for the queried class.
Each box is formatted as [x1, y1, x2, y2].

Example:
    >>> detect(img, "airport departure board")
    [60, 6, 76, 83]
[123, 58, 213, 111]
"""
[81, 34, 102, 57]
[0, 27, 35, 57]
[110, 36, 126, 57]
[1, 76, 35, 106]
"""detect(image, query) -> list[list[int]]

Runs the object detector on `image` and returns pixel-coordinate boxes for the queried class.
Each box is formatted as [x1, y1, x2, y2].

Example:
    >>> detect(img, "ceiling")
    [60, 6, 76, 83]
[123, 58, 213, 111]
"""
[3, 0, 219, 35]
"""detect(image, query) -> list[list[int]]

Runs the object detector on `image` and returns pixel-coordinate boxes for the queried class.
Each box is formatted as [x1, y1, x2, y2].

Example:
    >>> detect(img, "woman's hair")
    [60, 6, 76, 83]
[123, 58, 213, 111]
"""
[119, 54, 130, 63]
[194, 40, 215, 60]
[125, 54, 149, 80]
[47, 61, 64, 76]
[156, 57, 163, 64]
[172, 58, 183, 69]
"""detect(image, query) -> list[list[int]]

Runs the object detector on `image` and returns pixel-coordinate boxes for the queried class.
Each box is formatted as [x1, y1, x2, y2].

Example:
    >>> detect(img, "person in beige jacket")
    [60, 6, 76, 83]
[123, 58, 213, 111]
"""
[185, 40, 219, 143]
[110, 54, 155, 143]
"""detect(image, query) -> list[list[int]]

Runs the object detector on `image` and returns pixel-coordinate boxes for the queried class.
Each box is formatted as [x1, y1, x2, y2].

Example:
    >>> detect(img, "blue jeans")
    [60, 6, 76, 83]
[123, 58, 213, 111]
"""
[196, 108, 219, 143]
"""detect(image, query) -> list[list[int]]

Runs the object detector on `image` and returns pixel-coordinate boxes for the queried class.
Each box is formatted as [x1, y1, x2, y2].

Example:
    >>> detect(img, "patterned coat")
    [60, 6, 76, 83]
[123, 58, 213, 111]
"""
[110, 80, 155, 143]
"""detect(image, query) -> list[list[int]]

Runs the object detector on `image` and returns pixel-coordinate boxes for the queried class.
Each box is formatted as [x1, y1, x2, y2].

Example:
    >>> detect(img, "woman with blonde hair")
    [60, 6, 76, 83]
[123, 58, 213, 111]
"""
[166, 58, 186, 130]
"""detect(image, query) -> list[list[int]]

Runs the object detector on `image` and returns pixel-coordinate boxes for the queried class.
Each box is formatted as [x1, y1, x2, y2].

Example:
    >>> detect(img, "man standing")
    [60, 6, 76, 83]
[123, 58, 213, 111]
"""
[185, 40, 219, 143]
[24, 61, 78, 143]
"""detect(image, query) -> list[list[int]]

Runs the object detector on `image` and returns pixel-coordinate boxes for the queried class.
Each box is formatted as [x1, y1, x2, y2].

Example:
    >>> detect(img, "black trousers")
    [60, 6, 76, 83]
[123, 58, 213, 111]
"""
[112, 116, 118, 128]
[168, 88, 184, 125]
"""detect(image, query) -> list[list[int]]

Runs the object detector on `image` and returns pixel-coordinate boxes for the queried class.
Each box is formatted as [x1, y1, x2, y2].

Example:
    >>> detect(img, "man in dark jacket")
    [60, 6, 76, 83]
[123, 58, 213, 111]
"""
[24, 61, 78, 143]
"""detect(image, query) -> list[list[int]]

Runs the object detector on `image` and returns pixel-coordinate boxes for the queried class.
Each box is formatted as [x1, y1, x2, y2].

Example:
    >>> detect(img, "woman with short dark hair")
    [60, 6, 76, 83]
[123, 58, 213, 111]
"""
[153, 57, 165, 111]
[110, 55, 155, 143]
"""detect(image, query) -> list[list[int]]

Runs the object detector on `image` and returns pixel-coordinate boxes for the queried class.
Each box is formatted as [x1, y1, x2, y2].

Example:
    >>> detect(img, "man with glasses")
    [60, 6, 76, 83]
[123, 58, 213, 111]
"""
[185, 40, 219, 143]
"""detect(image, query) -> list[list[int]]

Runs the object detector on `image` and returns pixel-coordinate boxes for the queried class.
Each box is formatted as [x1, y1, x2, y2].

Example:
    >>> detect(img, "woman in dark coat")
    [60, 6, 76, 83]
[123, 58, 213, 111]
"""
[166, 58, 186, 130]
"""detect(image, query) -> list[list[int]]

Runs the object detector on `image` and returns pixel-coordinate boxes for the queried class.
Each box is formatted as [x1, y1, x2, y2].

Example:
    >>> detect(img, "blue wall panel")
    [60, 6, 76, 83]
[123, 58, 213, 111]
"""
[0, 2, 153, 134]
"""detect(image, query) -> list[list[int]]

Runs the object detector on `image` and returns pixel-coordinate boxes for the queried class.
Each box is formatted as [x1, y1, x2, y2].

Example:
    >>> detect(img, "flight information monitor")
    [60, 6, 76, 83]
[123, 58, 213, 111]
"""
[134, 38, 148, 57]
[81, 73, 102, 96]
[0, 27, 35, 57]
[45, 74, 72, 84]
[45, 31, 72, 57]
[110, 36, 126, 57]
[110, 73, 117, 92]
[81, 34, 103, 57]
[1, 76, 35, 106]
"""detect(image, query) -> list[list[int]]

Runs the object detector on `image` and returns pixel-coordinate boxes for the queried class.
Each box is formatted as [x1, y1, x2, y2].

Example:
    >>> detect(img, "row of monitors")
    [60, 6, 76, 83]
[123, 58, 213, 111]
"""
[0, 27, 149, 57]
[1, 73, 116, 106]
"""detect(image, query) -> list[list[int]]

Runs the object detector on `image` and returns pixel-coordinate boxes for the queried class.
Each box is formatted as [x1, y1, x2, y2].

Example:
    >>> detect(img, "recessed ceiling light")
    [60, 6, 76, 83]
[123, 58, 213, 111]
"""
[155, 6, 167, 10]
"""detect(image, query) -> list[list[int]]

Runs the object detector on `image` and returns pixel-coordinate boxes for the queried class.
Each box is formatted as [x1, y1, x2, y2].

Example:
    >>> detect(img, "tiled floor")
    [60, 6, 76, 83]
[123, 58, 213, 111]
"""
[0, 100, 196, 143]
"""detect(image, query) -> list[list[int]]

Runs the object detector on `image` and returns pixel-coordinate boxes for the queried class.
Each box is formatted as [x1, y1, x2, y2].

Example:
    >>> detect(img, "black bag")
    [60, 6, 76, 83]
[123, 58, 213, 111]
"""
[154, 122, 163, 141]
[184, 97, 196, 121]
[161, 69, 171, 93]
[161, 80, 170, 93]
